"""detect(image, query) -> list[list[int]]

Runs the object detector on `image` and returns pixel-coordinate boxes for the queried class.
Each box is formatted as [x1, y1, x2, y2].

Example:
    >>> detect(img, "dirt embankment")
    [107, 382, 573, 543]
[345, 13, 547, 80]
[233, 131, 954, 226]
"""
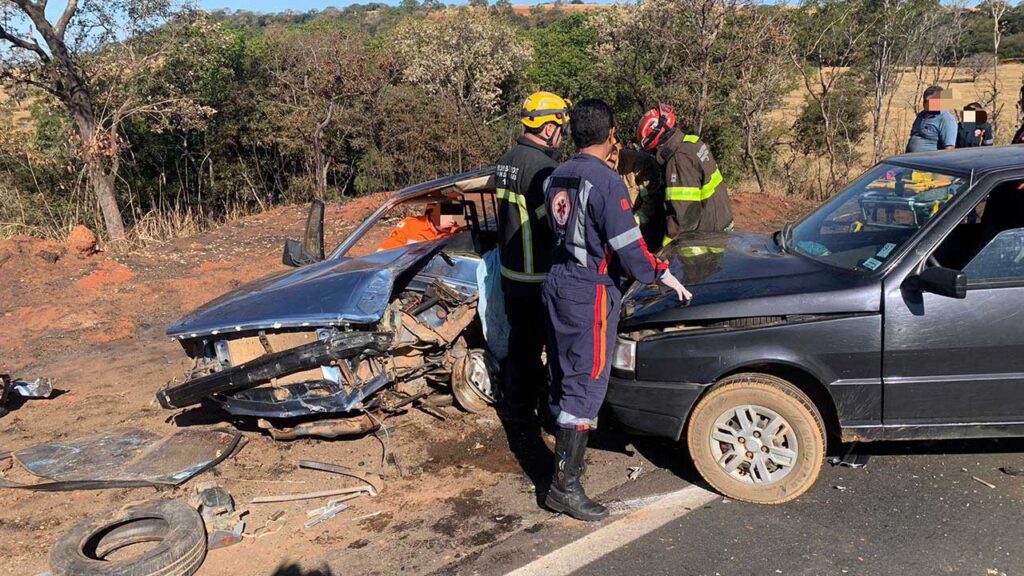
[0, 191, 811, 575]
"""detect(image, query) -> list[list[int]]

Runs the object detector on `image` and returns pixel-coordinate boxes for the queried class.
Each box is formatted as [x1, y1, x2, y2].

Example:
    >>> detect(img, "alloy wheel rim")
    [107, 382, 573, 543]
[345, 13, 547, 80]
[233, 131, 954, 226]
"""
[709, 405, 799, 485]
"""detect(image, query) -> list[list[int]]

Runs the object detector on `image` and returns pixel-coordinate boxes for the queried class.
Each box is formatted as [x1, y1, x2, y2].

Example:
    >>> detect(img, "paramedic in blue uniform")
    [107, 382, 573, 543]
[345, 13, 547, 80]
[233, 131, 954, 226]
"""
[542, 99, 692, 521]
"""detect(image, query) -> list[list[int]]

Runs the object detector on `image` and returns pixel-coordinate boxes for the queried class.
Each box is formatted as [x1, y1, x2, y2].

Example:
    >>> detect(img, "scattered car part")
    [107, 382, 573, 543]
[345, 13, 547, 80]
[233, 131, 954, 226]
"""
[4, 428, 242, 491]
[827, 444, 871, 468]
[157, 332, 391, 409]
[451, 349, 500, 413]
[686, 374, 825, 505]
[221, 373, 390, 419]
[250, 486, 374, 504]
[48, 499, 207, 576]
[304, 499, 349, 529]
[257, 414, 379, 441]
[299, 460, 385, 495]
[10, 377, 54, 398]
[190, 483, 244, 550]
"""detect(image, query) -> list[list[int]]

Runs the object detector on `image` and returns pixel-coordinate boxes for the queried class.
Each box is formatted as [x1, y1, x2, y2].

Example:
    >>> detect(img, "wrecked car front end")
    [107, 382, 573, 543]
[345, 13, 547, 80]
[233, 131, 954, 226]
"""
[158, 168, 503, 439]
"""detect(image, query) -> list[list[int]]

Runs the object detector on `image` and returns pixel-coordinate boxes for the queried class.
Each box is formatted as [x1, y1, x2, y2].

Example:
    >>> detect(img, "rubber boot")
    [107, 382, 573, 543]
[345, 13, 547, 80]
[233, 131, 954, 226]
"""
[544, 427, 608, 522]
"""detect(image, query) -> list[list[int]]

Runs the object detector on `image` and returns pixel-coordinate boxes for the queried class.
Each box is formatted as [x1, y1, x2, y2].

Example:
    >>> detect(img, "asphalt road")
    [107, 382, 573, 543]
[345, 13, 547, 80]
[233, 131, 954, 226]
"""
[452, 436, 1024, 576]
[577, 438, 1024, 576]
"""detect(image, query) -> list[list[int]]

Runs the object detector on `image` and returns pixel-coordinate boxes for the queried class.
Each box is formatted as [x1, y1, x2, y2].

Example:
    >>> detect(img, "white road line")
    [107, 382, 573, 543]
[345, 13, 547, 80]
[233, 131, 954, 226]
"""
[504, 484, 718, 576]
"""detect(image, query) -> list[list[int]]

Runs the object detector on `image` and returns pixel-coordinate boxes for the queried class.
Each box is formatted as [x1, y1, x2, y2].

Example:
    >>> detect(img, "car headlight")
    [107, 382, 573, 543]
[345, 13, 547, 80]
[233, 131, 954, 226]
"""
[612, 337, 636, 373]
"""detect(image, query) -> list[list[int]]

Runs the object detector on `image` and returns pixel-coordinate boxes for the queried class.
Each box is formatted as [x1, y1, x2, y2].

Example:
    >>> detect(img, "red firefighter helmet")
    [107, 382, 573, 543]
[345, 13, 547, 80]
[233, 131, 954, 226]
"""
[636, 103, 677, 152]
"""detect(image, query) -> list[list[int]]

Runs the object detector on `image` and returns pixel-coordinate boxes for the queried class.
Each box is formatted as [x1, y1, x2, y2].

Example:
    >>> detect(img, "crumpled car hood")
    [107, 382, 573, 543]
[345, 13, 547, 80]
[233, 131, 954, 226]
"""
[620, 232, 880, 329]
[167, 240, 444, 339]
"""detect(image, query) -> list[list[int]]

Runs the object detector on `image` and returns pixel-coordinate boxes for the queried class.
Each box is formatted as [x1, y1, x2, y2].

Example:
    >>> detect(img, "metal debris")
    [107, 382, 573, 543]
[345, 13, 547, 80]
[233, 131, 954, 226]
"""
[250, 487, 373, 504]
[2, 428, 243, 491]
[305, 499, 350, 528]
[191, 482, 245, 549]
[627, 466, 644, 481]
[827, 444, 870, 468]
[299, 460, 384, 495]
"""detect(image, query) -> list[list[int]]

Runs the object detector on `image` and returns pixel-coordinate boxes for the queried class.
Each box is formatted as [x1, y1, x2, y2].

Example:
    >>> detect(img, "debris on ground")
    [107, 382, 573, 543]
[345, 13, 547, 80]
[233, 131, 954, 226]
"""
[191, 482, 246, 550]
[48, 499, 207, 576]
[971, 476, 996, 489]
[999, 466, 1024, 476]
[627, 466, 644, 481]
[305, 498, 351, 528]
[0, 375, 55, 418]
[299, 459, 385, 495]
[828, 444, 870, 468]
[1, 428, 243, 491]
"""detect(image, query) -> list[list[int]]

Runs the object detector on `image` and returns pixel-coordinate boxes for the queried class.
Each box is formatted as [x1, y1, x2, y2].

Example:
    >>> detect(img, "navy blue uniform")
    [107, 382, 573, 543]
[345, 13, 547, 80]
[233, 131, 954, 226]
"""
[543, 153, 668, 427]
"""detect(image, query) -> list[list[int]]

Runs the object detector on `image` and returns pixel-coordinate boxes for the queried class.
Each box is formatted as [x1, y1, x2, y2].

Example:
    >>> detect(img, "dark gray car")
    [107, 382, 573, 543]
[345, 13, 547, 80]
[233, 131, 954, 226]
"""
[608, 146, 1024, 504]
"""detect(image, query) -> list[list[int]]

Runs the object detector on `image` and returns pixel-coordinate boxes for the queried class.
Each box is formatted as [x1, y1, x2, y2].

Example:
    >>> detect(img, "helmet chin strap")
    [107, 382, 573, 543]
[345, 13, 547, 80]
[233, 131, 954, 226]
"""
[544, 125, 561, 148]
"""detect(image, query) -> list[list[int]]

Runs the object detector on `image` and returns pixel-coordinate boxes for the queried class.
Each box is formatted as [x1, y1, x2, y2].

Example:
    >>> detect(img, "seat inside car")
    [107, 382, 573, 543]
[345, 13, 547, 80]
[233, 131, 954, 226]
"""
[934, 181, 1024, 270]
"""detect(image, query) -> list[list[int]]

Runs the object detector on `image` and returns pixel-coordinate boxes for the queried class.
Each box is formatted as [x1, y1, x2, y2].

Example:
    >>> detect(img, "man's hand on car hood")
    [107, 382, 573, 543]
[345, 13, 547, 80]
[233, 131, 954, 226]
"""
[659, 270, 692, 302]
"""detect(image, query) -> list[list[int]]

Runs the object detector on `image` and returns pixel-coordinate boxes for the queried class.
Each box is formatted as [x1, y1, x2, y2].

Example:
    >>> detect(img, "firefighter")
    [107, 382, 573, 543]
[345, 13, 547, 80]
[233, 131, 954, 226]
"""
[495, 91, 571, 424]
[543, 99, 690, 521]
[637, 103, 733, 246]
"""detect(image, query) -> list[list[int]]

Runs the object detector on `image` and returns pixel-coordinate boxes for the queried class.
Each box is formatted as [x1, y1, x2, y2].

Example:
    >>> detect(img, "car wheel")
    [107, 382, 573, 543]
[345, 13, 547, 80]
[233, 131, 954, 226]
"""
[687, 373, 825, 505]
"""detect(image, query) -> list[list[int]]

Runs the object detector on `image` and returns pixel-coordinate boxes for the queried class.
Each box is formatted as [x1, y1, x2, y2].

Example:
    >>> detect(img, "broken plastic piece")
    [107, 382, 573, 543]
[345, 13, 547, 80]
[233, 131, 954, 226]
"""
[827, 444, 870, 469]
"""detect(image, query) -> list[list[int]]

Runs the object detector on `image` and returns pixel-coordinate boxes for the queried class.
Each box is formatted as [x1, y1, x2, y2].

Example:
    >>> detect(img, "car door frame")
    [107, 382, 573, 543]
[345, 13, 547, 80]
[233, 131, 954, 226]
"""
[874, 167, 1024, 440]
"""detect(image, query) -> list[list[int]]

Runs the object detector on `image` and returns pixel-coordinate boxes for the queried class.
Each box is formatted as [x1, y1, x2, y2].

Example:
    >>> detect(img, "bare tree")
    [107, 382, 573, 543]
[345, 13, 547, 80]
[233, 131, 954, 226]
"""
[790, 0, 876, 198]
[733, 6, 792, 193]
[988, 0, 1009, 139]
[0, 0, 187, 244]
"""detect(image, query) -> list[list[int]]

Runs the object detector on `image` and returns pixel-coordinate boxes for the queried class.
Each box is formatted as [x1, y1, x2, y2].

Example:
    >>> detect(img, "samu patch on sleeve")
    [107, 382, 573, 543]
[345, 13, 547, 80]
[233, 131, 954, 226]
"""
[620, 198, 631, 211]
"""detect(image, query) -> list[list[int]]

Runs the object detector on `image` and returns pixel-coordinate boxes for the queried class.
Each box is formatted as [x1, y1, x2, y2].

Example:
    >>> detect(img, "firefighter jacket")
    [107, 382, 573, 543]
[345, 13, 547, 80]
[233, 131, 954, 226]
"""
[496, 136, 560, 290]
[616, 148, 665, 248]
[655, 130, 733, 244]
[544, 153, 668, 291]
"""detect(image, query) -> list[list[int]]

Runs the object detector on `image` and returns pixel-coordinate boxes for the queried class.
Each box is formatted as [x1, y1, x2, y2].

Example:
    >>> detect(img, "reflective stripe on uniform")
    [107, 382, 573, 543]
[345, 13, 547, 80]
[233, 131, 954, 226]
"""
[683, 134, 700, 143]
[665, 169, 723, 202]
[535, 204, 547, 219]
[608, 226, 642, 251]
[497, 187, 536, 274]
[500, 265, 547, 283]
[663, 235, 674, 247]
[572, 180, 592, 267]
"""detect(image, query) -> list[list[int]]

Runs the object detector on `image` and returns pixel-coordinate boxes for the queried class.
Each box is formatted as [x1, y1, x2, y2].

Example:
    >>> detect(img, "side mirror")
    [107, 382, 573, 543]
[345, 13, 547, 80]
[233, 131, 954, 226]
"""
[282, 200, 326, 267]
[904, 266, 967, 299]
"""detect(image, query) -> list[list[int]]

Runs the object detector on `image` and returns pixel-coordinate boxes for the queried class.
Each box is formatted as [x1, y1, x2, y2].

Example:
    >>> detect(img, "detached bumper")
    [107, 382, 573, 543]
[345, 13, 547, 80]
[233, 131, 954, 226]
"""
[605, 374, 710, 441]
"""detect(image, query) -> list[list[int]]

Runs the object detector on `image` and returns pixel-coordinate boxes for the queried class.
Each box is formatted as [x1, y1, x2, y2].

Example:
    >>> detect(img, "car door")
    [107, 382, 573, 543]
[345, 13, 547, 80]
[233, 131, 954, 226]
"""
[883, 182, 1024, 425]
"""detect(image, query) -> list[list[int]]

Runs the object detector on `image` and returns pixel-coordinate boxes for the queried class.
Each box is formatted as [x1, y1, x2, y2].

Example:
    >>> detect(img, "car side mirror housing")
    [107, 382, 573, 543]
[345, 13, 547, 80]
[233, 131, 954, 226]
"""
[282, 200, 326, 267]
[905, 266, 967, 299]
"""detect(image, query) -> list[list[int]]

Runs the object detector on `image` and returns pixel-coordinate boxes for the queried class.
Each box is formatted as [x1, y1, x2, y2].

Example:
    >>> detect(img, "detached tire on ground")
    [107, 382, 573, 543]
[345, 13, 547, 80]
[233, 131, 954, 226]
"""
[687, 373, 825, 505]
[49, 499, 207, 576]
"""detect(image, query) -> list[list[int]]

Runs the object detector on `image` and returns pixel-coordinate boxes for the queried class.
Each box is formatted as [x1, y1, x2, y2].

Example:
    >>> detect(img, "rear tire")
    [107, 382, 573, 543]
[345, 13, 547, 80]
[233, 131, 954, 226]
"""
[687, 373, 825, 505]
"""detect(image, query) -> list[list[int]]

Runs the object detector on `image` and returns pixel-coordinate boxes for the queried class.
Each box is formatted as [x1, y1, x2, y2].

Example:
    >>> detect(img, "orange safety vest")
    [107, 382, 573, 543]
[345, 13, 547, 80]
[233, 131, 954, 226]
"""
[378, 215, 460, 251]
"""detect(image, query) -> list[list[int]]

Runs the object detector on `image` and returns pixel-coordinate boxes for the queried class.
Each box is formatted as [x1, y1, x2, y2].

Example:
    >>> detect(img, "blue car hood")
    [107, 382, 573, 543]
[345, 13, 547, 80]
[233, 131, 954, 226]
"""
[620, 232, 880, 329]
[167, 241, 444, 339]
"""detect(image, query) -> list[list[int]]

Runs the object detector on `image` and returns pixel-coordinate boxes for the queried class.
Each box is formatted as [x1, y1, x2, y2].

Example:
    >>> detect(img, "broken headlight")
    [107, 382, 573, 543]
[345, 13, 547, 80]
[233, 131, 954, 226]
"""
[611, 337, 636, 374]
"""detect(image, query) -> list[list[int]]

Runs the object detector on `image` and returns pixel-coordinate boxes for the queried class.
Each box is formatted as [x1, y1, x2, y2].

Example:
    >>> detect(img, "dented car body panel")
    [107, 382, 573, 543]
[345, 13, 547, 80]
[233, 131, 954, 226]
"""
[167, 241, 449, 339]
[160, 168, 501, 437]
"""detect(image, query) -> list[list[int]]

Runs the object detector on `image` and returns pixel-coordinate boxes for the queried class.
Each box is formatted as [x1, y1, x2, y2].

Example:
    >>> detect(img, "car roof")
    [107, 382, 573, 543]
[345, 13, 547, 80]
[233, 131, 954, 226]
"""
[389, 166, 496, 202]
[885, 145, 1024, 178]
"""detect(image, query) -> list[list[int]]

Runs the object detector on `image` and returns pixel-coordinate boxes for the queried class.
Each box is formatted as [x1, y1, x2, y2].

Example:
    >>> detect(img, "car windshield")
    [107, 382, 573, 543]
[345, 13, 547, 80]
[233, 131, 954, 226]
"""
[785, 163, 971, 273]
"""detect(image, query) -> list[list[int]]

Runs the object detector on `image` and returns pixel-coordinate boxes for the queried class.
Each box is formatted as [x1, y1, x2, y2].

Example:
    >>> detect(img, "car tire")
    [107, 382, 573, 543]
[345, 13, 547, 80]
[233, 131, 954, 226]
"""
[49, 499, 207, 576]
[687, 373, 825, 505]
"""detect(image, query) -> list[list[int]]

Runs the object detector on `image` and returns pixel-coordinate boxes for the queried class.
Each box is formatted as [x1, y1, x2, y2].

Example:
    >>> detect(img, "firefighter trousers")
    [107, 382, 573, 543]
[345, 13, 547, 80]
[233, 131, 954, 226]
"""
[542, 271, 621, 427]
[502, 281, 549, 417]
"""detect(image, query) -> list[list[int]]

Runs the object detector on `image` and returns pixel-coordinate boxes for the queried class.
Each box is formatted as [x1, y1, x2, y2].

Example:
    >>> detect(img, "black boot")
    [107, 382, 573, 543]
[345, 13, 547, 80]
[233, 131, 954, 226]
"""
[545, 427, 608, 522]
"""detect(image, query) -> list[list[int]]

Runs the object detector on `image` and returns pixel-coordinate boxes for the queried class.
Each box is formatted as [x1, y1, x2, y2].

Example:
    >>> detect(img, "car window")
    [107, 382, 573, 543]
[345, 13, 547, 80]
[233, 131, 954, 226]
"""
[788, 163, 970, 273]
[927, 181, 1024, 277]
[964, 228, 1024, 284]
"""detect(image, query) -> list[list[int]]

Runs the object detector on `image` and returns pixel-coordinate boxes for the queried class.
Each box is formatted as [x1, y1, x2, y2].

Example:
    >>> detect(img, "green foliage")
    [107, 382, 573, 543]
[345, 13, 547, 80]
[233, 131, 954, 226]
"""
[523, 14, 599, 101]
